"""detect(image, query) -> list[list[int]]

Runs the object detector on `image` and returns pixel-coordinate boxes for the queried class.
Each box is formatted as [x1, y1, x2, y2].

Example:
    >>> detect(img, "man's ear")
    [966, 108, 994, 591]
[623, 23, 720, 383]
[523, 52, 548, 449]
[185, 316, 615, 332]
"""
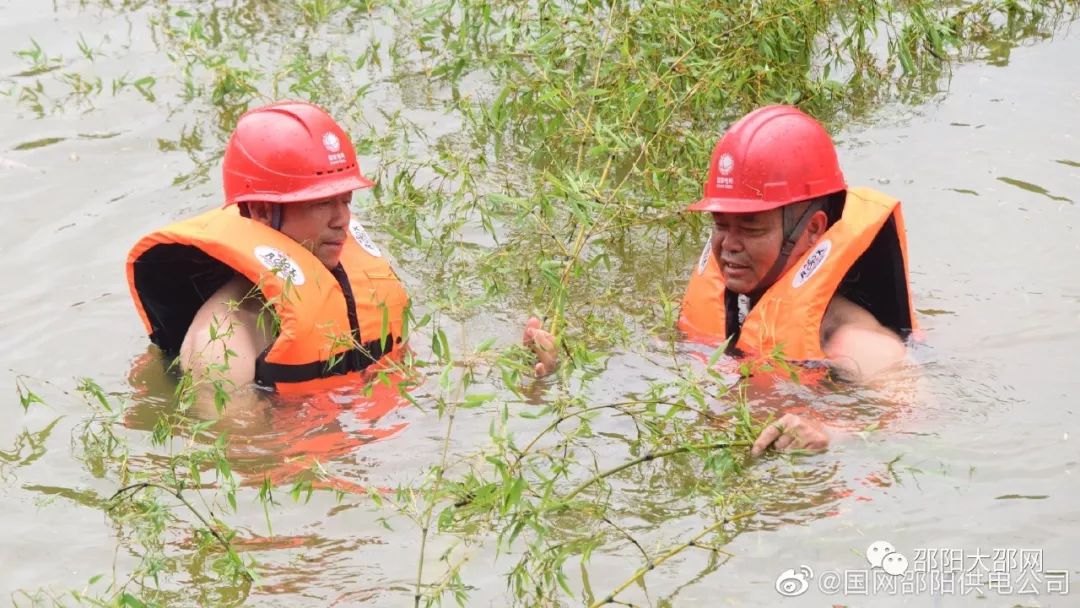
[805, 210, 829, 245]
[247, 201, 273, 226]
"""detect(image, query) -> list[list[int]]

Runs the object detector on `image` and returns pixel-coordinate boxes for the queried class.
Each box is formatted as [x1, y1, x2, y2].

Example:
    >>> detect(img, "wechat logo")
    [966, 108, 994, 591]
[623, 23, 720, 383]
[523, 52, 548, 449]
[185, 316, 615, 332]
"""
[867, 540, 909, 576]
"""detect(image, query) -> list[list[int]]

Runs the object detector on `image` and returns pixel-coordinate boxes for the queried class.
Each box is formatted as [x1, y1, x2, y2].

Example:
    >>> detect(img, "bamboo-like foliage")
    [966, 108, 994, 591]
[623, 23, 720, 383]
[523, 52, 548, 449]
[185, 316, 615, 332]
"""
[5, 0, 1077, 606]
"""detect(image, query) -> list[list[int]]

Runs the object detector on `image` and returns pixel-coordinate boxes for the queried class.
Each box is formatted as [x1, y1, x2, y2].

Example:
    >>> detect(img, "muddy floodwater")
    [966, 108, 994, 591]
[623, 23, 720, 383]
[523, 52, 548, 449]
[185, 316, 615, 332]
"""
[2, 1, 1079, 607]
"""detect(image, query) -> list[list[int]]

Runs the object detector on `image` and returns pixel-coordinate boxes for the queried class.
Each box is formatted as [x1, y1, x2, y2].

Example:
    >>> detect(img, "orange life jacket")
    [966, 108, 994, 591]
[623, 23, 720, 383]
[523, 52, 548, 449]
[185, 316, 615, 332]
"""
[678, 187, 917, 362]
[126, 207, 409, 392]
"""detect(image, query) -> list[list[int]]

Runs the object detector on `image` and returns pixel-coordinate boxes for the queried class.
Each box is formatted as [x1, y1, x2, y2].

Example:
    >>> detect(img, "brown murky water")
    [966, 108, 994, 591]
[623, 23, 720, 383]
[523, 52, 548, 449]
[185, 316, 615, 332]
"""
[2, 1, 1079, 606]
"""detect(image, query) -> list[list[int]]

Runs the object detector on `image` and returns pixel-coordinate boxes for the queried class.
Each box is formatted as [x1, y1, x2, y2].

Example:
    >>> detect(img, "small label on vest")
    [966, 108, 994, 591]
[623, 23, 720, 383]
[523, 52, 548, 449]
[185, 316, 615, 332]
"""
[254, 246, 306, 286]
[697, 239, 712, 275]
[792, 239, 831, 288]
[350, 219, 382, 257]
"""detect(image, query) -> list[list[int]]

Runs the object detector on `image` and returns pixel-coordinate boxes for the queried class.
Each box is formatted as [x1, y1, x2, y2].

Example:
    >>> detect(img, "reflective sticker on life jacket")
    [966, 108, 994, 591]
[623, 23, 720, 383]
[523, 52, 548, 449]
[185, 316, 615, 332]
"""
[350, 219, 382, 257]
[254, 246, 306, 286]
[792, 239, 831, 288]
[697, 239, 712, 275]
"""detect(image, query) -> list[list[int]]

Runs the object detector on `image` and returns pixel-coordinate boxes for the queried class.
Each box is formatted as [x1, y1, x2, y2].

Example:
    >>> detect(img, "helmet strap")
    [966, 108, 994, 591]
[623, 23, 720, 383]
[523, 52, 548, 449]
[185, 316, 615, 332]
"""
[749, 199, 825, 300]
[270, 203, 283, 231]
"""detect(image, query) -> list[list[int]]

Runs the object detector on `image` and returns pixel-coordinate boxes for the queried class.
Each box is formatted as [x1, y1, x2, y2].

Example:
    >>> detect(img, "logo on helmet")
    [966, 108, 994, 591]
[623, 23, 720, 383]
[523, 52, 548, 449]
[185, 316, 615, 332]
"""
[718, 153, 735, 176]
[323, 132, 347, 165]
[322, 132, 341, 153]
[715, 153, 735, 190]
[792, 239, 831, 288]
[254, 246, 306, 286]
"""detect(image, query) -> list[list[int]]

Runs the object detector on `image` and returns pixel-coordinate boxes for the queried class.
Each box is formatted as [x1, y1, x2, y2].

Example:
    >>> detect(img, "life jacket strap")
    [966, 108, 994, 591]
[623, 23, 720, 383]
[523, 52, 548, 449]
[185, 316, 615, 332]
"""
[254, 336, 398, 385]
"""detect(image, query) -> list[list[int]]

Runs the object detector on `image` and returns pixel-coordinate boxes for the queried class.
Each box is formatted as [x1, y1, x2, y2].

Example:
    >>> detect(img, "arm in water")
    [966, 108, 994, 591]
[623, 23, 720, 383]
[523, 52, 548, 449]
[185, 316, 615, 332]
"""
[821, 294, 908, 382]
[179, 277, 273, 389]
[751, 294, 908, 456]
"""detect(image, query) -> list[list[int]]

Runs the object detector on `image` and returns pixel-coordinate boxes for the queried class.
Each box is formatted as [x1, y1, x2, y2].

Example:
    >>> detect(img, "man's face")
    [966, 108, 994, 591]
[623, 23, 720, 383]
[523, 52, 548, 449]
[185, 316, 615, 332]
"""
[710, 209, 785, 294]
[278, 193, 352, 269]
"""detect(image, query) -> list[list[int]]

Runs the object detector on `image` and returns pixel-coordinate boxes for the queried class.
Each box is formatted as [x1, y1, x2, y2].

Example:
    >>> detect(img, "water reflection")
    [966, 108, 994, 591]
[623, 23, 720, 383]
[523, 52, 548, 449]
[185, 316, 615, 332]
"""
[124, 348, 412, 493]
[2, 0, 1078, 602]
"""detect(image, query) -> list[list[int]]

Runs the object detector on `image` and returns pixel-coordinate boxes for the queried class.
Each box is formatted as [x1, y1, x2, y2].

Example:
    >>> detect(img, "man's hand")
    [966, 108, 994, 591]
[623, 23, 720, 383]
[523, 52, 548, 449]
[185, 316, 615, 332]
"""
[523, 316, 558, 377]
[751, 412, 830, 456]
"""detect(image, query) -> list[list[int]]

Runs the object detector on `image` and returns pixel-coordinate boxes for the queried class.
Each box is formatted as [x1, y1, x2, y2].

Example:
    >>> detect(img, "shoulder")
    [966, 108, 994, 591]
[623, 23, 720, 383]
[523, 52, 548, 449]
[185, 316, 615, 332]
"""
[821, 294, 881, 342]
[821, 294, 907, 380]
[191, 277, 263, 324]
[179, 276, 273, 384]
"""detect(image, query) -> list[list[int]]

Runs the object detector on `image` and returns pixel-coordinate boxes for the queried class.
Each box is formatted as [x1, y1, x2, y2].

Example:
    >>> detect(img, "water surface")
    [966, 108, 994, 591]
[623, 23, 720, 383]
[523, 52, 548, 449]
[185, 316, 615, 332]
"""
[1, 1, 1078, 606]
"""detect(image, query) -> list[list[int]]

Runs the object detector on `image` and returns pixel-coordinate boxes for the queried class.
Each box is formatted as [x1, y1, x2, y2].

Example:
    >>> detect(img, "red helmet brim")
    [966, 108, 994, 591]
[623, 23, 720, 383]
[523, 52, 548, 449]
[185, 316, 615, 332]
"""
[687, 196, 788, 214]
[226, 173, 375, 206]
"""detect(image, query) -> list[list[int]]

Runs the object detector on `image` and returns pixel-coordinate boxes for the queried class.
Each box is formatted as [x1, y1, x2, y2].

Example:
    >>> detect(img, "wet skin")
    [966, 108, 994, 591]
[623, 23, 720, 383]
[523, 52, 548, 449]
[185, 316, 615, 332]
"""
[248, 194, 351, 270]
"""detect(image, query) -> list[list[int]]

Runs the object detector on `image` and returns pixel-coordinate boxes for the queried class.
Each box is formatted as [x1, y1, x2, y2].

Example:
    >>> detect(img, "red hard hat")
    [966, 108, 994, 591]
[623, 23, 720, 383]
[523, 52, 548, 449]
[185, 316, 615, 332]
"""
[688, 105, 846, 213]
[222, 101, 374, 206]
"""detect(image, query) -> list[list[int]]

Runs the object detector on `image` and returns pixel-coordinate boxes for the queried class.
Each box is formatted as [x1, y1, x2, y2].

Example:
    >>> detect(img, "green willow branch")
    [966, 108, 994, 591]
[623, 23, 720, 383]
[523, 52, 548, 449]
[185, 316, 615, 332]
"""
[600, 514, 650, 563]
[109, 481, 253, 582]
[421, 543, 474, 606]
[559, 440, 752, 506]
[510, 399, 732, 474]
[575, 4, 619, 174]
[414, 402, 458, 608]
[590, 509, 757, 608]
[415, 323, 472, 608]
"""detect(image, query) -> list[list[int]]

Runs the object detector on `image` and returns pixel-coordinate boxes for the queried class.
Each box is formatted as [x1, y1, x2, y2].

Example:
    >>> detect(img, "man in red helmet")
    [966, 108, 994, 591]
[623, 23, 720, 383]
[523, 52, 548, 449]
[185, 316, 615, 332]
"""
[679, 105, 918, 455]
[127, 101, 557, 391]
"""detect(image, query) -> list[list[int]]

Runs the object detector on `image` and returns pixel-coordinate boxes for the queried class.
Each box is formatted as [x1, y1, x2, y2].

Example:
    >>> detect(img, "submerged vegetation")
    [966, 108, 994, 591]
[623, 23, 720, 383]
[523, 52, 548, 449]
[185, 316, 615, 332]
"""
[5, 0, 1079, 606]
